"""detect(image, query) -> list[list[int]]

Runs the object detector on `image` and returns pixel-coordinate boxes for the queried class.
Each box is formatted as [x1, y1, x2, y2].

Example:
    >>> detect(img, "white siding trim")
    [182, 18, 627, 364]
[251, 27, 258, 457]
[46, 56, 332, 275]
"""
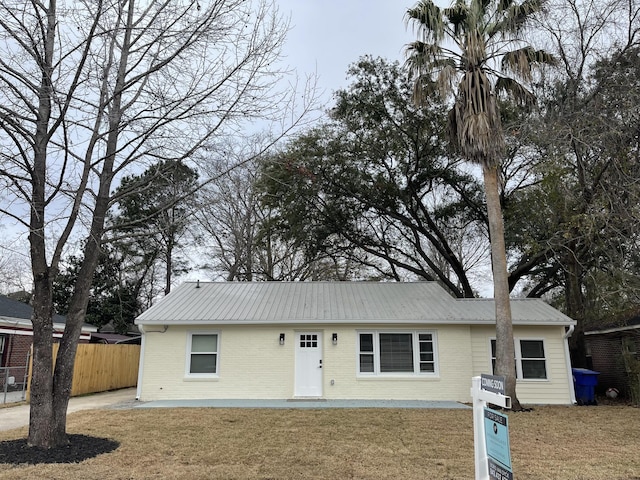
[355, 329, 439, 378]
[185, 331, 220, 379]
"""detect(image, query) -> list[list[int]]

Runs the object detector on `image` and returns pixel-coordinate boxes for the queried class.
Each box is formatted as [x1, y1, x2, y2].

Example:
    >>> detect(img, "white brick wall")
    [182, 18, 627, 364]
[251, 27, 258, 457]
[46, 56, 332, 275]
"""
[139, 323, 572, 404]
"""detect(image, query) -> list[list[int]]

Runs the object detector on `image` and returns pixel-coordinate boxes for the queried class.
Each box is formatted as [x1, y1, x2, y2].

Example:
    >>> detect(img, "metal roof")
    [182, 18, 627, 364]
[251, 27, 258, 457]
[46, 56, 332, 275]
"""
[136, 282, 575, 326]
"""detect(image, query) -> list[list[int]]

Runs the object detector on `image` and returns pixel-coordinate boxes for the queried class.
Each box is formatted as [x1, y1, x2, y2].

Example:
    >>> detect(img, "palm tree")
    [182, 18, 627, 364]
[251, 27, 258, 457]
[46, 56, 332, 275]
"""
[405, 0, 555, 409]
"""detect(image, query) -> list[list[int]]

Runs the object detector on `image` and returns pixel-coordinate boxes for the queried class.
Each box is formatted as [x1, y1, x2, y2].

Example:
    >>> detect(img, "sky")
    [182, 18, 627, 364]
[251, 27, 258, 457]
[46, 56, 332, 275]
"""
[276, 0, 420, 103]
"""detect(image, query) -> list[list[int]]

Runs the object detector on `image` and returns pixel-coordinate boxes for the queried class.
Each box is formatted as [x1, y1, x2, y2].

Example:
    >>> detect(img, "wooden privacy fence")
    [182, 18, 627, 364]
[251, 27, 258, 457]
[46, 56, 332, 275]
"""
[28, 343, 140, 398]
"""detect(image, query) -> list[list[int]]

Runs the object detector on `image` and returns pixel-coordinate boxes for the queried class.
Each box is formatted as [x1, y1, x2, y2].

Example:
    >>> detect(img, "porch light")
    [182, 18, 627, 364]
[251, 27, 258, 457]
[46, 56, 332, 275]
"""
[332, 333, 338, 345]
[279, 333, 285, 345]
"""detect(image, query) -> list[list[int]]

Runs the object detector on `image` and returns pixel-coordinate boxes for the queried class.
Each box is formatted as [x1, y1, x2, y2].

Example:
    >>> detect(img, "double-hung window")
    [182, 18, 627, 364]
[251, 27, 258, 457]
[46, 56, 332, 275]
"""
[358, 331, 437, 376]
[187, 332, 219, 376]
[491, 338, 547, 380]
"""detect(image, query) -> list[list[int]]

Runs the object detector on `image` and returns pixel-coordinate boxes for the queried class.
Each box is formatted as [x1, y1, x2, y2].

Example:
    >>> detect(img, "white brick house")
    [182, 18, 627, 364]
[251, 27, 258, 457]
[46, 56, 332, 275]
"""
[135, 282, 576, 404]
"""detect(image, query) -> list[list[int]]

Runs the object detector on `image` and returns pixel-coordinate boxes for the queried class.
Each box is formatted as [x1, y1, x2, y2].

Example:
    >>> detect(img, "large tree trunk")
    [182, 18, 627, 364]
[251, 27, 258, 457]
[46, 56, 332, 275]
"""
[482, 164, 522, 410]
[28, 277, 56, 447]
[46, 0, 130, 439]
[28, 146, 114, 448]
[50, 239, 105, 442]
[27, 0, 128, 447]
[27, 0, 60, 449]
[565, 248, 587, 368]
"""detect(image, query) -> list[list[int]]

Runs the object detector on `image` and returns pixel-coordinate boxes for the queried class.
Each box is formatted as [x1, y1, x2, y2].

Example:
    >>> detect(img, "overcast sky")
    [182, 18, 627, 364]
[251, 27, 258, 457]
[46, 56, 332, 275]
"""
[276, 0, 420, 103]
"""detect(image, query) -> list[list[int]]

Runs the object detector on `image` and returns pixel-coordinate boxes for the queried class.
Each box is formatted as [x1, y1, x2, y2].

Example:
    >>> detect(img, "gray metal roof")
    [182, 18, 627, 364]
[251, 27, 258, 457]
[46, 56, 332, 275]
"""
[136, 282, 575, 326]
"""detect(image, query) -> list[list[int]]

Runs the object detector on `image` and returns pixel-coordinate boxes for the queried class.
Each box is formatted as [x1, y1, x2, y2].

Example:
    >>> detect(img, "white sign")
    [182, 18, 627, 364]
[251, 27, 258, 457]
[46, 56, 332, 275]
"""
[471, 376, 513, 480]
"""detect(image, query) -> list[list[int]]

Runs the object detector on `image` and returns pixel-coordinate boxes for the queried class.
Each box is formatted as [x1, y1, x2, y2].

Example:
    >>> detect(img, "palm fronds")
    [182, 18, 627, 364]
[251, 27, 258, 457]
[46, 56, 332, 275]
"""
[405, 0, 552, 166]
[501, 47, 556, 82]
[405, 0, 445, 44]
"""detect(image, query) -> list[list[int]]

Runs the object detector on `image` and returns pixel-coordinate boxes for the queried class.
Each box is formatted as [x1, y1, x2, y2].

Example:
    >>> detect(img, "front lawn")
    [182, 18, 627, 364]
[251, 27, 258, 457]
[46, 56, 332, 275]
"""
[1, 405, 639, 479]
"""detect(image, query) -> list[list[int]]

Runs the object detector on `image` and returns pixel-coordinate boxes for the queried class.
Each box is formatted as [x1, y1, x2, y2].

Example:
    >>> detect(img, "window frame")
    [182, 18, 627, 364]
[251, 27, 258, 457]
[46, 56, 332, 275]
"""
[185, 331, 220, 378]
[0, 334, 5, 366]
[490, 337, 548, 381]
[357, 330, 438, 377]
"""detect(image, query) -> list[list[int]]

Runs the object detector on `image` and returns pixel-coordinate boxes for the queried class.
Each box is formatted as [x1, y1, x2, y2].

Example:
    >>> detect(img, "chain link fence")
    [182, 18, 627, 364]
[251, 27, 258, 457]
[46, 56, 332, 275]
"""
[1, 365, 29, 404]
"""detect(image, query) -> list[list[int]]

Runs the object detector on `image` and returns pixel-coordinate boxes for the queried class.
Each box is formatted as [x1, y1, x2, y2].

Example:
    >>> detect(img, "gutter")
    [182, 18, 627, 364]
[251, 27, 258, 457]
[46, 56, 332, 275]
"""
[563, 325, 576, 404]
[584, 324, 640, 336]
[135, 324, 146, 400]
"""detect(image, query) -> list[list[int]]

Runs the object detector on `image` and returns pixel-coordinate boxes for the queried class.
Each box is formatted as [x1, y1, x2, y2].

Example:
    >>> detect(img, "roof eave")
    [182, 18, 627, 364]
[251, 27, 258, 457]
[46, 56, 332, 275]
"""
[584, 324, 640, 336]
[135, 318, 576, 327]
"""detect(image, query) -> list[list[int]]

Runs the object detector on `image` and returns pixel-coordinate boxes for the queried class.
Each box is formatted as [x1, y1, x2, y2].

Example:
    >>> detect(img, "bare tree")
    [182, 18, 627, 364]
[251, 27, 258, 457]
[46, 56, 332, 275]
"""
[196, 150, 334, 281]
[0, 237, 31, 295]
[522, 0, 640, 363]
[0, 0, 314, 448]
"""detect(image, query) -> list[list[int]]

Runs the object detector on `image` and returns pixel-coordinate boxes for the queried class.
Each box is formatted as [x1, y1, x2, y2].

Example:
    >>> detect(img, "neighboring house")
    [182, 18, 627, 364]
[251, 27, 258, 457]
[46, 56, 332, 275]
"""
[135, 282, 577, 404]
[0, 295, 96, 370]
[90, 322, 141, 344]
[584, 316, 640, 398]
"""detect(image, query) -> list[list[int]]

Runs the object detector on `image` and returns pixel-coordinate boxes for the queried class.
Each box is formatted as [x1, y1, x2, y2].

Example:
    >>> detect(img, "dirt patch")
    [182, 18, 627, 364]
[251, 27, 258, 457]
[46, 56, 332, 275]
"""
[0, 434, 119, 465]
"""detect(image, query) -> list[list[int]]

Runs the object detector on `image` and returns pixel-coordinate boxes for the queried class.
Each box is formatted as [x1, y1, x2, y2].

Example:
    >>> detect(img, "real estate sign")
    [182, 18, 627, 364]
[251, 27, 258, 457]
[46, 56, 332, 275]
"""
[472, 375, 513, 480]
[484, 407, 512, 472]
[488, 458, 513, 480]
[481, 373, 506, 395]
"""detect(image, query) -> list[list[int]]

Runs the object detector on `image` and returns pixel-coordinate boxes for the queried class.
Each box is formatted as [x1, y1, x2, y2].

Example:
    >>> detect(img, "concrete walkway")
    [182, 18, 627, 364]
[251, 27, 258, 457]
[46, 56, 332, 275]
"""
[138, 398, 470, 409]
[0, 389, 469, 433]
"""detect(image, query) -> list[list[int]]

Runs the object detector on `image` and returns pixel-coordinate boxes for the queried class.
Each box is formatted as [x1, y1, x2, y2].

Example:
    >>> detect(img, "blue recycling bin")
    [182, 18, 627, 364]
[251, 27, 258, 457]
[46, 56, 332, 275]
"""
[572, 368, 600, 405]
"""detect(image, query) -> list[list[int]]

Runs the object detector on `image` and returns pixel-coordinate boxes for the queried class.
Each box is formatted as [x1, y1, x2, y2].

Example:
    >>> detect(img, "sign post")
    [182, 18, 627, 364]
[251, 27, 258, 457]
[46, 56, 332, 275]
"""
[471, 374, 513, 480]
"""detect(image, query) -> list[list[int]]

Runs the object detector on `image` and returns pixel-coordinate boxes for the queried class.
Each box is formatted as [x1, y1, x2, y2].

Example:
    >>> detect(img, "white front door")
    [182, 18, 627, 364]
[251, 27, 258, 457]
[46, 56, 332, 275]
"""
[294, 332, 323, 397]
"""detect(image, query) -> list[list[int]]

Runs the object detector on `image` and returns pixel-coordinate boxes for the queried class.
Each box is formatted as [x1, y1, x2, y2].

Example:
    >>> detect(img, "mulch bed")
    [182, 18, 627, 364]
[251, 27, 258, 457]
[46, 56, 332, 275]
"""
[0, 434, 119, 465]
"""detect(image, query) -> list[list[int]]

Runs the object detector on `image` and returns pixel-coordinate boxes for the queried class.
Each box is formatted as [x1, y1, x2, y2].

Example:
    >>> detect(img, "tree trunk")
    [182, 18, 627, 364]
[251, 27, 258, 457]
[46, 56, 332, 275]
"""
[165, 236, 173, 296]
[565, 248, 587, 368]
[28, 0, 130, 447]
[50, 240, 105, 442]
[482, 164, 522, 410]
[28, 278, 56, 448]
[27, 0, 60, 449]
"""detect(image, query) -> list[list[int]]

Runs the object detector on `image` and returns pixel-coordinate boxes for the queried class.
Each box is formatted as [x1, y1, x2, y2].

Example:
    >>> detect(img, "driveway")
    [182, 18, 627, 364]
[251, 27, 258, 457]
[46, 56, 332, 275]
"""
[0, 388, 136, 432]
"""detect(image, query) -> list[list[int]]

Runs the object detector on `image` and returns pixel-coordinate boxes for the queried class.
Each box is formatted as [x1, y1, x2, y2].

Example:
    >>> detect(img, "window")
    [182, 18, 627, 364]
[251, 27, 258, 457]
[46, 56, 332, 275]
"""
[491, 339, 547, 380]
[358, 331, 437, 375]
[0, 335, 5, 355]
[300, 334, 318, 348]
[187, 333, 219, 376]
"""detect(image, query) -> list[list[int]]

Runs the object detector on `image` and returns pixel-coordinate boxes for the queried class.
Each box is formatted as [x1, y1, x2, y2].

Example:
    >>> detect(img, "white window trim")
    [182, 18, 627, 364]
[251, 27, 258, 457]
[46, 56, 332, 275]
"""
[185, 331, 220, 379]
[357, 330, 439, 377]
[490, 337, 549, 382]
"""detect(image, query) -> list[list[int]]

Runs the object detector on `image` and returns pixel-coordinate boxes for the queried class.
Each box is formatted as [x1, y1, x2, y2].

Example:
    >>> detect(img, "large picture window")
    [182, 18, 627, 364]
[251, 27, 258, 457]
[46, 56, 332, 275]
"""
[491, 338, 547, 380]
[358, 331, 437, 376]
[187, 333, 219, 376]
